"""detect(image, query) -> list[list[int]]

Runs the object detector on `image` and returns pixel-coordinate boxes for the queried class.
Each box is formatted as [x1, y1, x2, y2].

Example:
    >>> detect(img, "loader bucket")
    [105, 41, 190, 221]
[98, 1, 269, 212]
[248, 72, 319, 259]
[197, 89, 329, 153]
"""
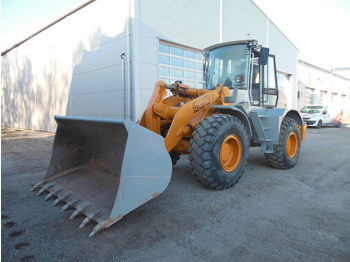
[32, 116, 172, 236]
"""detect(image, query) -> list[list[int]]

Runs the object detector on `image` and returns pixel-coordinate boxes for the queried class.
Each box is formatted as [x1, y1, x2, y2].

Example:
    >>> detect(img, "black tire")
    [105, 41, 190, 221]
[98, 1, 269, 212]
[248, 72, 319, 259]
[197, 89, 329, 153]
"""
[162, 125, 181, 166]
[189, 114, 249, 190]
[265, 117, 301, 169]
[170, 151, 180, 166]
[336, 121, 342, 128]
[316, 120, 322, 129]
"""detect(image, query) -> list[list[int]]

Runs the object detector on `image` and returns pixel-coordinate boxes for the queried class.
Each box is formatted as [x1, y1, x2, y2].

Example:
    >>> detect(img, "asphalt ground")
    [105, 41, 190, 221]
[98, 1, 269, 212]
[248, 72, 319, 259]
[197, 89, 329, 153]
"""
[1, 121, 350, 262]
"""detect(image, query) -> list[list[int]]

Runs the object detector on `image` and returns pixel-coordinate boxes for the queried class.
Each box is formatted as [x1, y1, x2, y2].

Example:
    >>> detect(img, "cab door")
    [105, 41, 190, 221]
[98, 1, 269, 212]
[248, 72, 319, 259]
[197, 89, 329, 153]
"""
[248, 54, 279, 107]
[262, 55, 279, 108]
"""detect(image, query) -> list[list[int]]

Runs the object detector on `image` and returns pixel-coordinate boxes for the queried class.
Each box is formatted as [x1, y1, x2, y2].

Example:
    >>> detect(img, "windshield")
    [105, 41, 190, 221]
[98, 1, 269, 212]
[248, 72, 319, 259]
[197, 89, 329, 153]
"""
[301, 106, 323, 113]
[205, 44, 249, 90]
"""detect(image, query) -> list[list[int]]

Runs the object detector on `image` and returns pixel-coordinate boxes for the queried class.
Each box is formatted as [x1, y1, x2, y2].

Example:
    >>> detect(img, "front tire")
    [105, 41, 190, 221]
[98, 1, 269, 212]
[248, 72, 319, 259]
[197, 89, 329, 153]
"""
[316, 120, 322, 129]
[265, 117, 301, 169]
[189, 114, 249, 190]
[170, 151, 180, 166]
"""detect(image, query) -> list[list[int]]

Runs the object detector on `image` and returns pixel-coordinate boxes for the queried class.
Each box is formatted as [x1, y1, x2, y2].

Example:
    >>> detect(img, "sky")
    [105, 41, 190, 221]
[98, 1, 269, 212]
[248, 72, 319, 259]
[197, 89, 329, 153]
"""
[1, 0, 85, 51]
[1, 0, 350, 74]
[253, 0, 350, 72]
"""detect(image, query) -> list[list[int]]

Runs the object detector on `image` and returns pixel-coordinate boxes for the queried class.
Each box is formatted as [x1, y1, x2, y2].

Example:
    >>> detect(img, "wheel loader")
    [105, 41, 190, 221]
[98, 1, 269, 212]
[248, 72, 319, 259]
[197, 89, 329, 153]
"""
[32, 39, 306, 236]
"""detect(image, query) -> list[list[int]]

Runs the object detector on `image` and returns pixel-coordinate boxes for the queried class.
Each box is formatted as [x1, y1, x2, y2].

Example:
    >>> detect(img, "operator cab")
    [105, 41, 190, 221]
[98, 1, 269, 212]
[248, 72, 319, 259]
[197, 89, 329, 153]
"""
[203, 40, 278, 108]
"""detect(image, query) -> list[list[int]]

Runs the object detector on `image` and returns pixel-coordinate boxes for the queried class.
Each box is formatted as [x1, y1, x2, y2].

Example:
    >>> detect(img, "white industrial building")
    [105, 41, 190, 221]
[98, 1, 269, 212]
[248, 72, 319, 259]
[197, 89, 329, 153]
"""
[298, 61, 350, 116]
[2, 0, 348, 131]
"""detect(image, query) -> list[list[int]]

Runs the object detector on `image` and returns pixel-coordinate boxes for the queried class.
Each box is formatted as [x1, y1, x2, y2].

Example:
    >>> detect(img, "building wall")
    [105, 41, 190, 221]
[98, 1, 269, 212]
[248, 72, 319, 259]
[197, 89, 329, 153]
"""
[268, 22, 299, 108]
[134, 0, 299, 120]
[298, 60, 350, 116]
[2, 0, 299, 131]
[133, 0, 222, 121]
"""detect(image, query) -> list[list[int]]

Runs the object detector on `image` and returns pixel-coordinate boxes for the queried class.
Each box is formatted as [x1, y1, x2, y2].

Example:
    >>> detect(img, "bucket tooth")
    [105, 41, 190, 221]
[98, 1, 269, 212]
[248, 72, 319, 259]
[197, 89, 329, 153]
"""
[93, 211, 111, 224]
[60, 198, 80, 213]
[52, 192, 73, 208]
[44, 193, 53, 201]
[56, 191, 72, 202]
[69, 210, 80, 220]
[60, 203, 71, 212]
[75, 200, 92, 212]
[54, 192, 74, 208]
[60, 200, 78, 213]
[37, 182, 56, 195]
[67, 198, 80, 206]
[37, 188, 46, 196]
[69, 200, 92, 220]
[42, 182, 56, 190]
[31, 181, 44, 191]
[85, 206, 105, 219]
[52, 198, 62, 207]
[79, 217, 91, 229]
[48, 187, 63, 196]
[81, 207, 106, 229]
[88, 212, 112, 237]
[89, 223, 104, 237]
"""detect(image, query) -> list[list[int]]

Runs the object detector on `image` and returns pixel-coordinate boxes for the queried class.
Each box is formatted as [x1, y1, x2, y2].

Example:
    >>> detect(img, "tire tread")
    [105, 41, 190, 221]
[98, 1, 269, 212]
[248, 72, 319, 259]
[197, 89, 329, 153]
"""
[189, 114, 248, 190]
[264, 117, 301, 169]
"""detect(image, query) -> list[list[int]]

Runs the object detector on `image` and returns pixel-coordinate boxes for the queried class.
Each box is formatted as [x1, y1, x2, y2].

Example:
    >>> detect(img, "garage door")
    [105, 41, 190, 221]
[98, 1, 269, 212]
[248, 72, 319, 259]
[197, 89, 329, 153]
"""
[158, 41, 204, 89]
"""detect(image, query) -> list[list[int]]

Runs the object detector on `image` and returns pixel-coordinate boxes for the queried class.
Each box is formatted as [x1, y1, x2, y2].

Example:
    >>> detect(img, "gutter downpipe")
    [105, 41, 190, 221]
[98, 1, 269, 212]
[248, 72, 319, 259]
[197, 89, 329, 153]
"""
[121, 53, 128, 119]
[129, 0, 140, 122]
[128, 0, 137, 121]
[123, 0, 133, 121]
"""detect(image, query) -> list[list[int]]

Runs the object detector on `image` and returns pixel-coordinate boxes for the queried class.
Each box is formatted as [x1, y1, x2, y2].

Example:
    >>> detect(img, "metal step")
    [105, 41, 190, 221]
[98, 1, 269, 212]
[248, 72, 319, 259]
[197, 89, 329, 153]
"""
[249, 111, 275, 153]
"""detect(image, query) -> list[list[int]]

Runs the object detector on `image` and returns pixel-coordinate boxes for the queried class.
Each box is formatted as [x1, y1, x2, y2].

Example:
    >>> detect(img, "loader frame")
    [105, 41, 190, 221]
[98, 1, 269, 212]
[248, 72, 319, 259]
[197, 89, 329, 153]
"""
[32, 39, 306, 237]
[139, 81, 231, 153]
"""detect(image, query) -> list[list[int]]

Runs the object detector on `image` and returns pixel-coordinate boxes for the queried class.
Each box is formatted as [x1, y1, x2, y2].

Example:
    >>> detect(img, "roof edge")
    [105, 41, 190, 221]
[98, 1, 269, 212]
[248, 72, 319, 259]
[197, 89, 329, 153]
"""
[299, 60, 350, 81]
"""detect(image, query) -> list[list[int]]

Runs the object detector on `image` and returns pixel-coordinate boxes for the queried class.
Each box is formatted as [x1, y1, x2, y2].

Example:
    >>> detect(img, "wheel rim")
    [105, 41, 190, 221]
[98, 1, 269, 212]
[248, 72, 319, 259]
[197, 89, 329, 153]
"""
[286, 131, 298, 158]
[220, 135, 242, 172]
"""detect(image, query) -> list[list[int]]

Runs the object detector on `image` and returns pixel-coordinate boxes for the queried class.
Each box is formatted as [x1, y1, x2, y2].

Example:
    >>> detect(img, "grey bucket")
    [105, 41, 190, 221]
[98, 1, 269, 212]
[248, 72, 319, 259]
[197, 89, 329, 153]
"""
[32, 116, 172, 236]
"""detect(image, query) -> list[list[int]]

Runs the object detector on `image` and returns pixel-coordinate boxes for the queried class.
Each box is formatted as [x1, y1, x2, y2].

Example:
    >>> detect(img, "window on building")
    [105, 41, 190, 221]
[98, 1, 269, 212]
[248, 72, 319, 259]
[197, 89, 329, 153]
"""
[320, 90, 327, 105]
[332, 92, 338, 103]
[159, 41, 204, 89]
[305, 87, 314, 105]
[277, 72, 292, 89]
[277, 72, 286, 89]
[341, 94, 346, 104]
[276, 71, 292, 108]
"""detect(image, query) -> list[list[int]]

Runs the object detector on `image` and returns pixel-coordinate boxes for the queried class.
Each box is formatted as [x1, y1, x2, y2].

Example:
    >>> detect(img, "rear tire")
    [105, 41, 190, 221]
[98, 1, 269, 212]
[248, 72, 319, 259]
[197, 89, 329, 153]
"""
[265, 117, 301, 169]
[189, 114, 249, 190]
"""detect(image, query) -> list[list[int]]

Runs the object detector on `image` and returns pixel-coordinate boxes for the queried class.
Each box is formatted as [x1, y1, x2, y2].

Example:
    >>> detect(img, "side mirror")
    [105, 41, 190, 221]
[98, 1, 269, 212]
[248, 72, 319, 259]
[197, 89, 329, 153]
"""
[258, 47, 269, 66]
[322, 110, 327, 115]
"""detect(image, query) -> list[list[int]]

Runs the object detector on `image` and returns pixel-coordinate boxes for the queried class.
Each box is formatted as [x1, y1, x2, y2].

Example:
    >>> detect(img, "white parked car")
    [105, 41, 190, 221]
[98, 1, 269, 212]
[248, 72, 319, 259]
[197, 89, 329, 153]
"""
[300, 105, 343, 128]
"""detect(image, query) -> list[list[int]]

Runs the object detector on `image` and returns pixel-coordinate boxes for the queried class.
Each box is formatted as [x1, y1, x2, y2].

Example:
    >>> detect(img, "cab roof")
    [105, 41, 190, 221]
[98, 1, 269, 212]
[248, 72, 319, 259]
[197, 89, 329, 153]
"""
[204, 39, 258, 52]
